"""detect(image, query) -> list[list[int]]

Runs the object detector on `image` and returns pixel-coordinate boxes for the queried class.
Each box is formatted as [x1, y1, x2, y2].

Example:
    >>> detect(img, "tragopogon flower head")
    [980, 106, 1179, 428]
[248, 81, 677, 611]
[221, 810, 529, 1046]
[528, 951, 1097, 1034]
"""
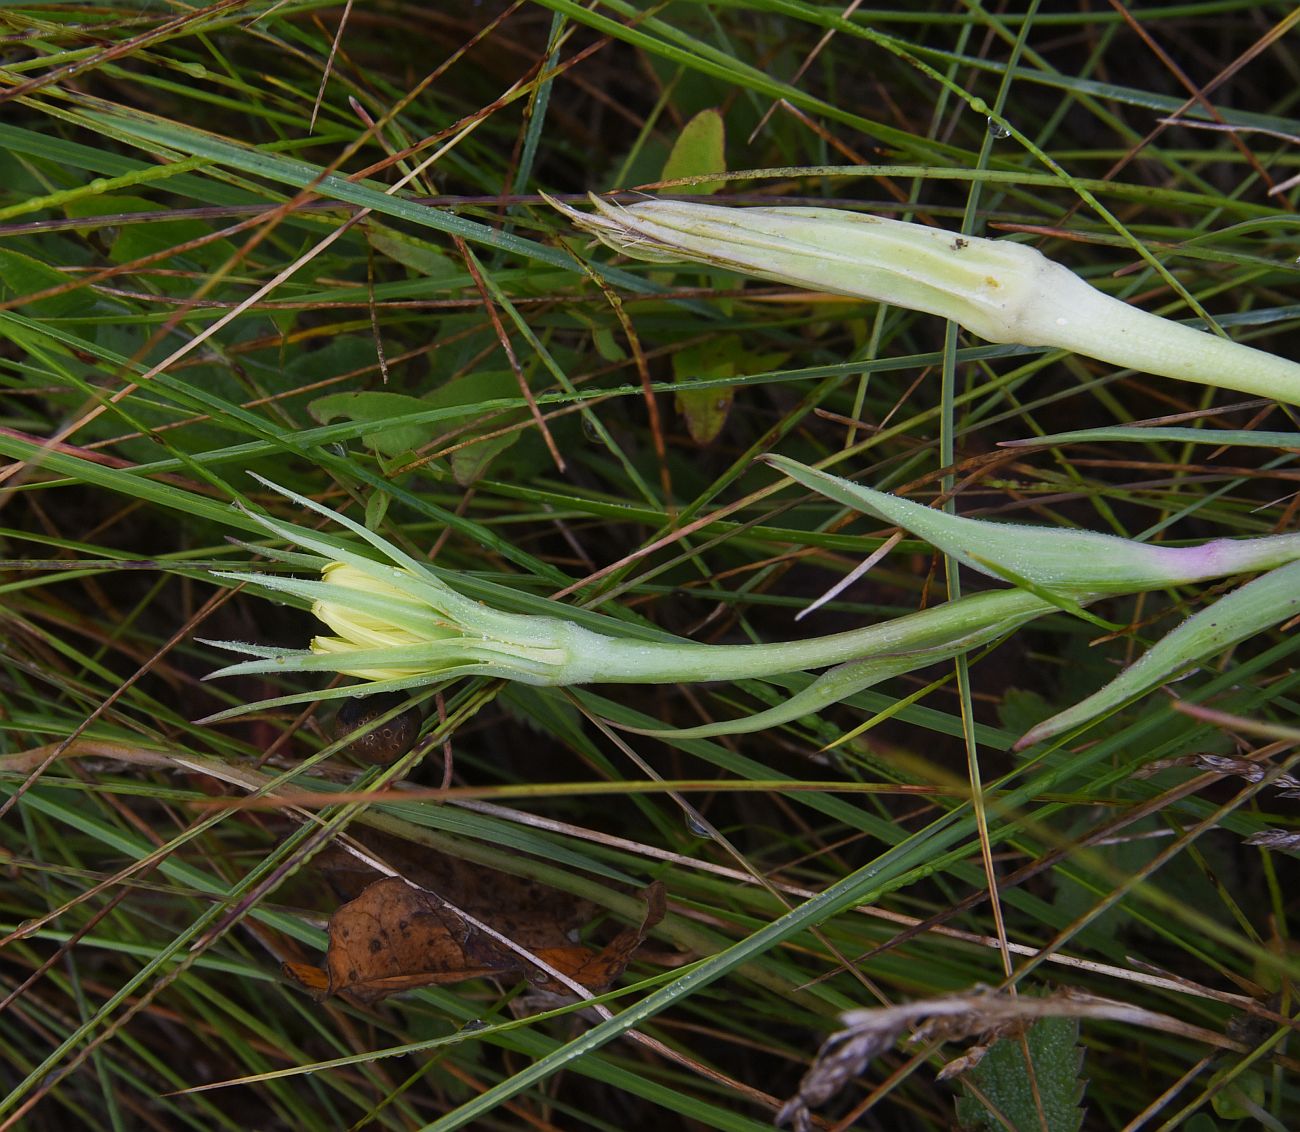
[308, 561, 461, 679]
[201, 476, 607, 719]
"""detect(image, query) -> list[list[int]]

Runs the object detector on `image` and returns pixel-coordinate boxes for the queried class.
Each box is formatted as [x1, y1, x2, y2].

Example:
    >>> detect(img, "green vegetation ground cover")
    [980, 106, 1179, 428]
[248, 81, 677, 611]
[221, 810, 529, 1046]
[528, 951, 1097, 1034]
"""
[0, 2, 1298, 1129]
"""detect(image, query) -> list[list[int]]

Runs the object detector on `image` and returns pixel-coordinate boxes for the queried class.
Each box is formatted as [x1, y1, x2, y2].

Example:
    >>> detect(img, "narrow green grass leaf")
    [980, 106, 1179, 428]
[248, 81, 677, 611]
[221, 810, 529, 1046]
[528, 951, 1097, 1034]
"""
[1003, 426, 1300, 449]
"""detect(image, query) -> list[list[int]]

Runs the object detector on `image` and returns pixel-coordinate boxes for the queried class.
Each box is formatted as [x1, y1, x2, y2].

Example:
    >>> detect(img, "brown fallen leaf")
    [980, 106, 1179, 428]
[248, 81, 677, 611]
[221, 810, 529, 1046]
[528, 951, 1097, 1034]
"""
[324, 876, 509, 1002]
[287, 876, 665, 1005]
[280, 960, 330, 995]
[532, 878, 667, 992]
[315, 829, 597, 950]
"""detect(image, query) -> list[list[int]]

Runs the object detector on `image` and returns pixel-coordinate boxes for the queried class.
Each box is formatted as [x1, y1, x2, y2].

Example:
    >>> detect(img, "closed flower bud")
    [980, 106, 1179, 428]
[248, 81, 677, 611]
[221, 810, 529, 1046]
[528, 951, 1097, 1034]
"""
[551, 196, 1300, 404]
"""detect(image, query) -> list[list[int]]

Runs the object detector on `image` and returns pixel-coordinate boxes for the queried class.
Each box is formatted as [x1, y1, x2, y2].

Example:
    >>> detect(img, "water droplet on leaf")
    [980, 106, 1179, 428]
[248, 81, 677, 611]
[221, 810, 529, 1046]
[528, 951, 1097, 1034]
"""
[684, 813, 711, 837]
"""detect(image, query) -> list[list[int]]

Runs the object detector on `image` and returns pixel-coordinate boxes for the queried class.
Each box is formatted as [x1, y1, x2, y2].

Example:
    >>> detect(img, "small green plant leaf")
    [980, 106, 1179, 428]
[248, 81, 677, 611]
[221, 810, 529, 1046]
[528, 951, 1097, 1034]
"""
[955, 1016, 1085, 1132]
[663, 107, 733, 442]
[661, 107, 726, 194]
[1208, 1064, 1266, 1120]
[423, 371, 527, 485]
[996, 688, 1055, 736]
[364, 489, 391, 532]
[0, 247, 96, 317]
[307, 373, 527, 481]
[309, 390, 436, 458]
[673, 338, 736, 444]
[368, 228, 461, 280]
[66, 193, 221, 269]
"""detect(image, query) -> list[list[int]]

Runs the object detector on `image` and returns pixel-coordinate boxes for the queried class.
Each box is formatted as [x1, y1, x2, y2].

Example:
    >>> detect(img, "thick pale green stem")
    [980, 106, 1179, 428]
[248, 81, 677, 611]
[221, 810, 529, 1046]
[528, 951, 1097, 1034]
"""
[1015, 261, 1300, 403]
[560, 588, 1056, 685]
[618, 607, 1045, 739]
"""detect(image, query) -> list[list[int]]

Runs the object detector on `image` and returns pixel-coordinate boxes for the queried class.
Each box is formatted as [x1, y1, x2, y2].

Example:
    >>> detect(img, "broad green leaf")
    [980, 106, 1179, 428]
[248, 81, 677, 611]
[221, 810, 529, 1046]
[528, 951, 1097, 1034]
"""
[368, 228, 461, 280]
[310, 373, 531, 481]
[423, 371, 527, 485]
[995, 688, 1054, 736]
[662, 107, 726, 194]
[673, 338, 735, 444]
[592, 325, 626, 362]
[0, 247, 96, 317]
[955, 1016, 1085, 1132]
[65, 193, 219, 268]
[309, 391, 433, 457]
[364, 489, 391, 531]
[1208, 1065, 1266, 1120]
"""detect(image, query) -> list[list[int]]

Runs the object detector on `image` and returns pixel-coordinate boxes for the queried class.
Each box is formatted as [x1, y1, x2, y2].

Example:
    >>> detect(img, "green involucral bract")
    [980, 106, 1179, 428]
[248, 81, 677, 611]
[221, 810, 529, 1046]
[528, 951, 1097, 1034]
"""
[766, 455, 1300, 596]
[550, 195, 1300, 404]
[1014, 557, 1300, 750]
[205, 475, 1300, 742]
[765, 456, 1300, 745]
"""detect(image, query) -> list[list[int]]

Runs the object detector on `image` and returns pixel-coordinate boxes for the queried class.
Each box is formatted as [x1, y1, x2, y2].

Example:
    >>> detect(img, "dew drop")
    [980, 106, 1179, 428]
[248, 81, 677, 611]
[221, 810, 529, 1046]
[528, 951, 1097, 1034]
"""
[986, 118, 1012, 139]
[684, 812, 711, 837]
[460, 1018, 488, 1032]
